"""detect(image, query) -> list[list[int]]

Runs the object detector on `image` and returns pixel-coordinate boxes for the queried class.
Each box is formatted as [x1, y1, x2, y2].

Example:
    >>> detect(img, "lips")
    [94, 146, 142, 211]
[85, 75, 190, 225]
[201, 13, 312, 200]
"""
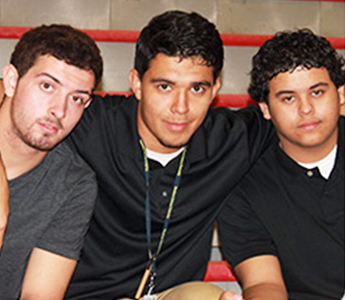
[38, 122, 59, 134]
[165, 121, 188, 132]
[298, 120, 321, 130]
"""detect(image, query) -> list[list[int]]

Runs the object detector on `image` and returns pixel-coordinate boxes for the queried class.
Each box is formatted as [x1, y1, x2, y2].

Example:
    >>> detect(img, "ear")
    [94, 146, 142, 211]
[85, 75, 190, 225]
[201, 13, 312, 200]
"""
[258, 101, 272, 120]
[338, 85, 344, 105]
[129, 69, 142, 101]
[339, 85, 345, 117]
[211, 77, 221, 101]
[84, 99, 92, 109]
[3, 64, 19, 98]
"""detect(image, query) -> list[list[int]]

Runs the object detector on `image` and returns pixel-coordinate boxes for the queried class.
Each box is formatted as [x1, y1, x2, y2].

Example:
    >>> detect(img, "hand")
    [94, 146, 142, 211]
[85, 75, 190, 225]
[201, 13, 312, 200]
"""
[0, 151, 9, 251]
[219, 290, 243, 300]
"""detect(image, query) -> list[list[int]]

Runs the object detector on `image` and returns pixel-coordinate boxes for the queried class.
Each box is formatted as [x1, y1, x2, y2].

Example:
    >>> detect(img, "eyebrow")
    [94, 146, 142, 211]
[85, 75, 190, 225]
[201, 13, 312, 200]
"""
[192, 80, 212, 88]
[151, 78, 212, 87]
[310, 82, 329, 90]
[151, 78, 174, 85]
[38, 73, 92, 96]
[274, 82, 329, 97]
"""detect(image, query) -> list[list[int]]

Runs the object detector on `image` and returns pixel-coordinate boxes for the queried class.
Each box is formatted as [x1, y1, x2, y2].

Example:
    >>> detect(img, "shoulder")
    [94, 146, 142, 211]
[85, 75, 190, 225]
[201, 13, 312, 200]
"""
[49, 142, 96, 184]
[230, 142, 278, 201]
[197, 105, 273, 161]
[86, 93, 136, 115]
[204, 105, 269, 137]
[71, 93, 137, 136]
[46, 143, 97, 214]
[206, 105, 262, 124]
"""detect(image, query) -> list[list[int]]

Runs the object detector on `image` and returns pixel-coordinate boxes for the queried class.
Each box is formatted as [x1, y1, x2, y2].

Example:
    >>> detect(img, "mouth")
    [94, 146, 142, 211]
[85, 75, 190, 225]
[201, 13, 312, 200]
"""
[298, 120, 321, 131]
[165, 121, 188, 132]
[37, 122, 60, 134]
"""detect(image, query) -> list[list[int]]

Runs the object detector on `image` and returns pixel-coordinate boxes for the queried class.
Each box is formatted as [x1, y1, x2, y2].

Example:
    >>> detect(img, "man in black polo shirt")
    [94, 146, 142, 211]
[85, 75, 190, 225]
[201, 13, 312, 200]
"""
[218, 29, 345, 300]
[62, 10, 274, 300]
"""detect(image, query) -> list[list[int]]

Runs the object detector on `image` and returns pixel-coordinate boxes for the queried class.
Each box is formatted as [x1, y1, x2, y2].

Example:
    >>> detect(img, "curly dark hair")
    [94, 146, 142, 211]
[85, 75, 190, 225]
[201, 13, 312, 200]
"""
[248, 28, 345, 103]
[134, 10, 224, 82]
[10, 24, 103, 90]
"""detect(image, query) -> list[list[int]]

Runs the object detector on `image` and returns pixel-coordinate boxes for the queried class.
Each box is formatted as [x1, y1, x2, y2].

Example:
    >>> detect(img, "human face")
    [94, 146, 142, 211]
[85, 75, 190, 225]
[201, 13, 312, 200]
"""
[5, 54, 95, 151]
[130, 54, 220, 153]
[259, 67, 344, 162]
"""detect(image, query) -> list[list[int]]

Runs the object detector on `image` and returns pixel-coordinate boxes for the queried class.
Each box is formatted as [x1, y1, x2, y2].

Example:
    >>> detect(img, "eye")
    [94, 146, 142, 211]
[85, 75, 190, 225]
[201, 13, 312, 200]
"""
[158, 84, 172, 92]
[282, 95, 295, 103]
[311, 89, 323, 97]
[70, 94, 90, 106]
[40, 82, 54, 92]
[191, 85, 205, 94]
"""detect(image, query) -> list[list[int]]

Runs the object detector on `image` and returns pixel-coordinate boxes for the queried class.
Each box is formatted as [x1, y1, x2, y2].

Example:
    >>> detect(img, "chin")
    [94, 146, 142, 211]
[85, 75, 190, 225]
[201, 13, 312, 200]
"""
[163, 140, 188, 149]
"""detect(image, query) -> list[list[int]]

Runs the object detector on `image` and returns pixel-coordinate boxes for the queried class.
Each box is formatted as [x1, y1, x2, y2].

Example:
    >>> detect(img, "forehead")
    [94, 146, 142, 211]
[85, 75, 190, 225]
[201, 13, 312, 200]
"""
[23, 54, 95, 91]
[144, 54, 214, 83]
[269, 67, 332, 91]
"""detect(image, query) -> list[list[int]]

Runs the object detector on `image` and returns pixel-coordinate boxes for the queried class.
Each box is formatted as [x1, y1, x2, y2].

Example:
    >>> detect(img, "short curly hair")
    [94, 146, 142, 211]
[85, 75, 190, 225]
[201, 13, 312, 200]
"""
[248, 29, 345, 103]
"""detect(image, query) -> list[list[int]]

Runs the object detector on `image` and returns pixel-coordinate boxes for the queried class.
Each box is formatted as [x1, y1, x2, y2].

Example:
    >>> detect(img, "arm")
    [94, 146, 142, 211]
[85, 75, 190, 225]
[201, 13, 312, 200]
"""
[219, 256, 286, 300]
[0, 151, 9, 251]
[17, 147, 97, 300]
[20, 247, 77, 300]
[234, 255, 287, 300]
[217, 167, 288, 300]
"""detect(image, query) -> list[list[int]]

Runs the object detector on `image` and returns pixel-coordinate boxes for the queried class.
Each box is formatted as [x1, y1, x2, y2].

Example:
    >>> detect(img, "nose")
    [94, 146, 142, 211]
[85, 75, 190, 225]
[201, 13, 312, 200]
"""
[299, 96, 313, 115]
[48, 95, 68, 119]
[171, 91, 189, 114]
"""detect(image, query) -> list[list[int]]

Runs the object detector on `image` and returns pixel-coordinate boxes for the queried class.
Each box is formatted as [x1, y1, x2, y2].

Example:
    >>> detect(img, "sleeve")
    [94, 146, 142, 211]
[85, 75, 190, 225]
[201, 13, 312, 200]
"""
[36, 167, 97, 260]
[235, 105, 276, 164]
[66, 93, 127, 152]
[217, 185, 278, 268]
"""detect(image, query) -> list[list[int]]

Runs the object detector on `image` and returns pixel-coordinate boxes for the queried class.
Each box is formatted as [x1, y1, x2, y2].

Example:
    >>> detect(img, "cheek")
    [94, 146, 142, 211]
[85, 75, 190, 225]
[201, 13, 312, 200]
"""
[270, 112, 292, 134]
[64, 109, 84, 129]
[12, 96, 31, 118]
[190, 99, 210, 115]
[142, 100, 163, 120]
[323, 101, 340, 117]
[194, 108, 208, 124]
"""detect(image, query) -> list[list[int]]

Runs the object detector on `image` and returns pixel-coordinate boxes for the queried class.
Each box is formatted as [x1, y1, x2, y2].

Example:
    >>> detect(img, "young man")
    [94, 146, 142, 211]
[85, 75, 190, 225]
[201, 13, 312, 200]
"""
[0, 24, 103, 299]
[218, 29, 345, 300]
[63, 11, 273, 300]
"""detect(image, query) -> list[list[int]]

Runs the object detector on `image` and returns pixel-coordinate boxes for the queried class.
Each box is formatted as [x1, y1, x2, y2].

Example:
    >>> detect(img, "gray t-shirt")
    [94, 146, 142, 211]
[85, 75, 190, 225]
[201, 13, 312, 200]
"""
[0, 142, 97, 299]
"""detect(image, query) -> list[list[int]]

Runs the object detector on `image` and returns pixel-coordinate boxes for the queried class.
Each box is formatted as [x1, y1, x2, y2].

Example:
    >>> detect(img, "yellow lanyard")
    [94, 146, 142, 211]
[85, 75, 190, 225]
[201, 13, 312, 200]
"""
[135, 139, 187, 299]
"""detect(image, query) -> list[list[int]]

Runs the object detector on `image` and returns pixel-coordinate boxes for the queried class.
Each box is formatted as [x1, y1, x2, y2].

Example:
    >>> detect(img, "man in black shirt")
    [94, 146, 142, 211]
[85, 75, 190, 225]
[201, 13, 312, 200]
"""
[218, 29, 345, 300]
[63, 10, 274, 300]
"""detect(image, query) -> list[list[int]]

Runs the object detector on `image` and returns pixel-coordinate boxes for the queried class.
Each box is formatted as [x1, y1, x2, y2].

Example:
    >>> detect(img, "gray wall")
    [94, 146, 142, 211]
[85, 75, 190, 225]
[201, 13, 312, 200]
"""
[0, 0, 344, 94]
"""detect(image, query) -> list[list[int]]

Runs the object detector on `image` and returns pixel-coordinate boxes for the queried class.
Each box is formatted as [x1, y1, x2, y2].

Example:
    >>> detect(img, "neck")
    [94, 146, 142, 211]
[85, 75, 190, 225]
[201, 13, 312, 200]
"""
[0, 141, 47, 181]
[146, 147, 185, 167]
[0, 100, 47, 180]
[280, 131, 338, 164]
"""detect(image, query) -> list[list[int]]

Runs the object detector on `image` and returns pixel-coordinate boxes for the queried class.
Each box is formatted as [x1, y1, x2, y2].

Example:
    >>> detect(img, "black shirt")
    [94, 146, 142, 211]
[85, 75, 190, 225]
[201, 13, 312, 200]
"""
[64, 94, 272, 300]
[218, 117, 345, 300]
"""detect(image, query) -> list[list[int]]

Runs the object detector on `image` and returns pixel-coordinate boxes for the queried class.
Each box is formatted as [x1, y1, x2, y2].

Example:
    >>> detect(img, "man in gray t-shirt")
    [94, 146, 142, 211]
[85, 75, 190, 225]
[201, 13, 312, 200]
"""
[0, 24, 103, 299]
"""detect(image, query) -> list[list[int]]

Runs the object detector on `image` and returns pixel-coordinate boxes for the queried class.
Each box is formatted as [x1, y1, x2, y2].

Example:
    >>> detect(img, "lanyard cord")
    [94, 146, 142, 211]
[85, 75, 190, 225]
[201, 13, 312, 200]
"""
[139, 139, 187, 272]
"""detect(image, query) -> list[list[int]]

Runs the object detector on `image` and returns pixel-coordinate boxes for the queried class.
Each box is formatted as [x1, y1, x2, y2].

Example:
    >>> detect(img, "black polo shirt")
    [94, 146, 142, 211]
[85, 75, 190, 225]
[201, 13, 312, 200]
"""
[218, 117, 344, 300]
[64, 94, 272, 300]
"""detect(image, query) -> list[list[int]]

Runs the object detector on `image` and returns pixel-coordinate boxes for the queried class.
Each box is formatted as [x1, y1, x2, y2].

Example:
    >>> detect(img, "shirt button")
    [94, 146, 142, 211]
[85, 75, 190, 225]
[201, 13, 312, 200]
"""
[162, 191, 168, 197]
[306, 170, 314, 177]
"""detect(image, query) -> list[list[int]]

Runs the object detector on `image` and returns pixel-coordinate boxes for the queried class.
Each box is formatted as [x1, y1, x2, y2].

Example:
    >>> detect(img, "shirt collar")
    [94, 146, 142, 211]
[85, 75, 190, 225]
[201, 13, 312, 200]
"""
[276, 117, 344, 178]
